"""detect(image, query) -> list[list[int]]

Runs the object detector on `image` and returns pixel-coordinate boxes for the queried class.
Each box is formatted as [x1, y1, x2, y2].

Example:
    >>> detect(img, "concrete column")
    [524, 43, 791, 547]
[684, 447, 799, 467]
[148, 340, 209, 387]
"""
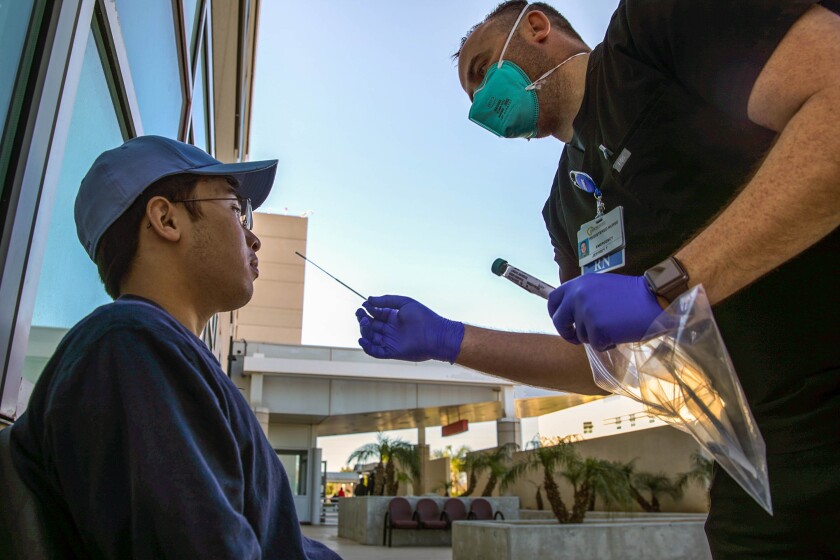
[497, 418, 521, 448]
[497, 386, 521, 448]
[416, 423, 427, 495]
[249, 372, 264, 408]
[500, 386, 516, 419]
[309, 447, 323, 525]
[254, 406, 270, 438]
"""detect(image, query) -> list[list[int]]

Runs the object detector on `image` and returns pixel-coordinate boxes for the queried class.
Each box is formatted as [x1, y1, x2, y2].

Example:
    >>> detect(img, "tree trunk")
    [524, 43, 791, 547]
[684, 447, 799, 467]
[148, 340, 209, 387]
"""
[588, 488, 596, 511]
[570, 481, 591, 523]
[651, 494, 661, 513]
[373, 463, 386, 496]
[543, 471, 569, 523]
[630, 485, 654, 512]
[385, 460, 397, 495]
[462, 471, 477, 496]
[481, 472, 498, 496]
[535, 487, 544, 510]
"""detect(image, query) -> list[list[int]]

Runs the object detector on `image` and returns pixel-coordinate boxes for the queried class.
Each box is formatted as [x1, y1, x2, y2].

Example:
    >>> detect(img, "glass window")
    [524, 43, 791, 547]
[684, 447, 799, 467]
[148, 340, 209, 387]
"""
[114, 0, 184, 138]
[23, 30, 123, 390]
[277, 450, 309, 495]
[0, 0, 35, 138]
[192, 34, 209, 152]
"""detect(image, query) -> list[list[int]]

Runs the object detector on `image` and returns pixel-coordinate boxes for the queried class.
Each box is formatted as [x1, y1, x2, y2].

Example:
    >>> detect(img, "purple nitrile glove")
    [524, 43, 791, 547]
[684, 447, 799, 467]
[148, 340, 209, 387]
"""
[547, 274, 664, 352]
[355, 295, 465, 364]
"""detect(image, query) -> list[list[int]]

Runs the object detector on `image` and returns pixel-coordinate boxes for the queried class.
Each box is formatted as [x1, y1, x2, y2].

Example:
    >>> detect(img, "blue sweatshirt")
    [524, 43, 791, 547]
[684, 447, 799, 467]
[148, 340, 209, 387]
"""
[11, 295, 341, 559]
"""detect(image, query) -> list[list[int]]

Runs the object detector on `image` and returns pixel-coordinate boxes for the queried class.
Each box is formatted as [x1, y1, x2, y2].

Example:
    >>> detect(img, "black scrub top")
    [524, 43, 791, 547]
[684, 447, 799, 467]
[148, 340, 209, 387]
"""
[543, 0, 840, 455]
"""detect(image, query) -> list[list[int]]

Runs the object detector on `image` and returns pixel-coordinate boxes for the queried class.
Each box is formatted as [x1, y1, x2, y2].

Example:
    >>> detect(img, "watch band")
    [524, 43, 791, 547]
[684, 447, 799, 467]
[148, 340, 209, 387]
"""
[644, 256, 689, 303]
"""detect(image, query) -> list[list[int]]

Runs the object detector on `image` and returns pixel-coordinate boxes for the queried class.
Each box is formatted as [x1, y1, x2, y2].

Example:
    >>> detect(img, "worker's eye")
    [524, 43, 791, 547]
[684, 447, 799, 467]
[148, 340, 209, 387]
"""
[478, 64, 487, 77]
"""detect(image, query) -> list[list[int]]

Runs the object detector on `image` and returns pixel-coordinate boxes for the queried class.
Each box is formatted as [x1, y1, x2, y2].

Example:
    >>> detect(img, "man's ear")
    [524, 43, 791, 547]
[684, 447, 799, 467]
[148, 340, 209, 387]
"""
[145, 196, 182, 243]
[523, 10, 551, 42]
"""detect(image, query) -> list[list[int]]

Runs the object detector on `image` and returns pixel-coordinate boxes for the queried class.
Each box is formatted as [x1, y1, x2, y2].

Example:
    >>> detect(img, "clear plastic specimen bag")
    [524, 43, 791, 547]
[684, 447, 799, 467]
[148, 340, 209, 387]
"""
[585, 285, 772, 514]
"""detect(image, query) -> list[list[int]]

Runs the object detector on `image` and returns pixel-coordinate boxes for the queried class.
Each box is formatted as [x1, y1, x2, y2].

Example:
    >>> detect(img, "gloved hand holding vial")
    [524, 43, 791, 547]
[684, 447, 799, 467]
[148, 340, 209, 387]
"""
[492, 257, 772, 514]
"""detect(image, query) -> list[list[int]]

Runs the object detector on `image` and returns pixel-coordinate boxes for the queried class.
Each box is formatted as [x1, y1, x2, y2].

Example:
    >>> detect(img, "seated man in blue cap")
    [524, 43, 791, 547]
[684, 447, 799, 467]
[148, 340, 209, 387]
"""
[9, 136, 341, 559]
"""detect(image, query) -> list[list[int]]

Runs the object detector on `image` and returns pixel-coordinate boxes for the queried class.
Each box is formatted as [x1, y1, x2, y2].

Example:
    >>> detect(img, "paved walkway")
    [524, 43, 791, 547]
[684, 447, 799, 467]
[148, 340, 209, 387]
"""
[301, 524, 452, 560]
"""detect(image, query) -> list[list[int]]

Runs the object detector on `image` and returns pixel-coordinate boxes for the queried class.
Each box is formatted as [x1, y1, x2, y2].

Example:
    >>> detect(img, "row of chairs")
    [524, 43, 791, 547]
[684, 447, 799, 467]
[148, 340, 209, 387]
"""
[382, 497, 504, 547]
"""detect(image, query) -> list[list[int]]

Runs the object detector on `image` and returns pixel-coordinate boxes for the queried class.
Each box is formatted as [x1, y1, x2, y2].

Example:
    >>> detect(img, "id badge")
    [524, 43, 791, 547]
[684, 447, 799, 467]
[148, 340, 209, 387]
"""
[576, 206, 625, 267]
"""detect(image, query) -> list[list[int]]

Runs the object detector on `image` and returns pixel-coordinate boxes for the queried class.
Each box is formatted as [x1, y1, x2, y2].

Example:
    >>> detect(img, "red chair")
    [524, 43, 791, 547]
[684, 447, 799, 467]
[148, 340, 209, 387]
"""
[383, 497, 419, 547]
[441, 498, 467, 528]
[467, 498, 505, 520]
[415, 498, 449, 530]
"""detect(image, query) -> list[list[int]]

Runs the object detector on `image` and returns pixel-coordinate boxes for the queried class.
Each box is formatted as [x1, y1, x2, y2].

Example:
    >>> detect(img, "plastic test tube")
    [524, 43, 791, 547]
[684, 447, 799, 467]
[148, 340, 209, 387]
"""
[491, 258, 556, 300]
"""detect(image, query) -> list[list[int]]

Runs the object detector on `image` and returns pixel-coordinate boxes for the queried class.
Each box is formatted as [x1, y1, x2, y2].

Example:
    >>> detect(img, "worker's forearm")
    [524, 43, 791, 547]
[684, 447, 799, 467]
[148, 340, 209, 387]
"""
[677, 89, 840, 304]
[455, 325, 608, 395]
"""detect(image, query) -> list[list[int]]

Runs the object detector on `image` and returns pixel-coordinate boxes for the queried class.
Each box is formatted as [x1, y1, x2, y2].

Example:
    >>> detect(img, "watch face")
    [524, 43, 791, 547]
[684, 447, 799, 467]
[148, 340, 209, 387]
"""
[657, 263, 684, 286]
[646, 258, 688, 297]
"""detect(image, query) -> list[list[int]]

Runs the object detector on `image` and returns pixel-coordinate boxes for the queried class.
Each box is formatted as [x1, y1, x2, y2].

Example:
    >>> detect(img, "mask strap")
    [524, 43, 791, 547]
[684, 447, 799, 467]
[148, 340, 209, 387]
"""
[525, 51, 588, 91]
[497, 3, 531, 69]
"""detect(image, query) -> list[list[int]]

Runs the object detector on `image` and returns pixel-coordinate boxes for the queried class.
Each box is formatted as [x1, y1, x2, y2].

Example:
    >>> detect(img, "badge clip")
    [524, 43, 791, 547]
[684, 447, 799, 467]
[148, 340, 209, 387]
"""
[570, 170, 605, 217]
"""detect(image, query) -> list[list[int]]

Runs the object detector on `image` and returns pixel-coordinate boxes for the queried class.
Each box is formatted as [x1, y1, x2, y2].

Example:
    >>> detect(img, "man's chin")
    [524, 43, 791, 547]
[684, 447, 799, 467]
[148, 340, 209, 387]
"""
[219, 285, 254, 313]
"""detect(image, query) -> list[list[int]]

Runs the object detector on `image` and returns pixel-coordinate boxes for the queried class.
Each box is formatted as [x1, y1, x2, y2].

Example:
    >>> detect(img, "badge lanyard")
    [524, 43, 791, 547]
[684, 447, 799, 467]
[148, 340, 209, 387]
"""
[569, 170, 626, 275]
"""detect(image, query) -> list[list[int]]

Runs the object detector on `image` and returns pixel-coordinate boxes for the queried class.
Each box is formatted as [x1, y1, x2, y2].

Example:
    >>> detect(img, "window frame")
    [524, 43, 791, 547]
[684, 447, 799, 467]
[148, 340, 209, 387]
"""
[0, 0, 144, 421]
[0, 0, 98, 421]
[1, 0, 224, 420]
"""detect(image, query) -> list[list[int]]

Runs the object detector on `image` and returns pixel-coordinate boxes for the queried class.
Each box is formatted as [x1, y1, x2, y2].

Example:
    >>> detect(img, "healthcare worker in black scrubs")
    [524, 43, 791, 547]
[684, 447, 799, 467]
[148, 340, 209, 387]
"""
[355, 1, 840, 557]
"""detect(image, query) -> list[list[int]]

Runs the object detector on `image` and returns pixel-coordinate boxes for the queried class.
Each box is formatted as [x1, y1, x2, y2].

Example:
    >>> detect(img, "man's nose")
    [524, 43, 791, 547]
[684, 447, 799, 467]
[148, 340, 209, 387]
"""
[246, 229, 261, 252]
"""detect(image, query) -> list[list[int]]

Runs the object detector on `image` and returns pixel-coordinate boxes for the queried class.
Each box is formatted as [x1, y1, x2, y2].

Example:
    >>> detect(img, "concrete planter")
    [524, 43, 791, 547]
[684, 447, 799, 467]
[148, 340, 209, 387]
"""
[339, 495, 520, 547]
[452, 515, 711, 560]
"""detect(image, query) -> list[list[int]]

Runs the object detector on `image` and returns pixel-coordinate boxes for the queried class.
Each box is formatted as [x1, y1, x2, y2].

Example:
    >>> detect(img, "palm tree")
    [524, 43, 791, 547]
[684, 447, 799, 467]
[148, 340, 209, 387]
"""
[677, 451, 714, 492]
[618, 460, 685, 513]
[460, 451, 483, 497]
[346, 433, 407, 496]
[676, 451, 714, 507]
[390, 442, 422, 495]
[504, 437, 577, 523]
[535, 483, 545, 510]
[432, 479, 454, 497]
[563, 457, 634, 522]
[432, 444, 472, 496]
[504, 436, 632, 523]
[479, 442, 518, 496]
[630, 471, 683, 512]
[512, 479, 546, 510]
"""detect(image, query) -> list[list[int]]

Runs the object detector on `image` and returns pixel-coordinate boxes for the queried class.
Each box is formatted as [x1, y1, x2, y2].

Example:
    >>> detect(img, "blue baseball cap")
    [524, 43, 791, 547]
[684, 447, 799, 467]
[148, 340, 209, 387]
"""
[75, 135, 278, 260]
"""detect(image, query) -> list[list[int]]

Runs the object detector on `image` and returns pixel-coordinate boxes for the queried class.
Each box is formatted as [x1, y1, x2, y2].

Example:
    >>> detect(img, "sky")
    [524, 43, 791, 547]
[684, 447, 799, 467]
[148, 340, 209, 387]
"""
[249, 1, 620, 467]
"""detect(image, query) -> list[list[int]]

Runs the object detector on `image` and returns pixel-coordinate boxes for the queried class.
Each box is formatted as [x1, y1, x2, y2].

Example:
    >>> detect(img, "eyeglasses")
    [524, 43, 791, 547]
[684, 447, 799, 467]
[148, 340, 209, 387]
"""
[173, 197, 253, 230]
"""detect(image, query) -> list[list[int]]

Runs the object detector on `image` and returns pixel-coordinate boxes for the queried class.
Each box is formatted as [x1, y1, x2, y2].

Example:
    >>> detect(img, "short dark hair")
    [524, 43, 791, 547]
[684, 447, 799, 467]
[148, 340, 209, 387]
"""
[453, 1, 584, 60]
[94, 173, 204, 299]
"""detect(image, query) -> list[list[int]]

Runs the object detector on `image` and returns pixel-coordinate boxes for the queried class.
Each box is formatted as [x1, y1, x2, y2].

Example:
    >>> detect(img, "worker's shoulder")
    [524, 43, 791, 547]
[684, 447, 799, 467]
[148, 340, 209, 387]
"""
[618, 0, 693, 28]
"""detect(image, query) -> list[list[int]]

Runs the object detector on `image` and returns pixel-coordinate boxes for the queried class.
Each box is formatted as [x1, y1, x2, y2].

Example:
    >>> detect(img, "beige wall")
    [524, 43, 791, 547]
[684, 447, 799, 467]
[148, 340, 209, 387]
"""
[267, 422, 315, 449]
[471, 426, 709, 513]
[424, 457, 452, 496]
[234, 212, 307, 345]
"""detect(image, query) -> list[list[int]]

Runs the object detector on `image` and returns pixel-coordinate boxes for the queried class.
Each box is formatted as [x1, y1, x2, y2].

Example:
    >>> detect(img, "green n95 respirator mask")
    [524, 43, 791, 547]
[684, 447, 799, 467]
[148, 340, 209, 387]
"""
[468, 4, 586, 139]
[469, 61, 541, 139]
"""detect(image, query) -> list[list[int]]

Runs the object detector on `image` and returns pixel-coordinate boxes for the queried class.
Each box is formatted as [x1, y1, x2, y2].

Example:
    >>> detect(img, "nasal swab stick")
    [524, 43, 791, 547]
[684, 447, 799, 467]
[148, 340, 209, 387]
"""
[295, 252, 366, 300]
